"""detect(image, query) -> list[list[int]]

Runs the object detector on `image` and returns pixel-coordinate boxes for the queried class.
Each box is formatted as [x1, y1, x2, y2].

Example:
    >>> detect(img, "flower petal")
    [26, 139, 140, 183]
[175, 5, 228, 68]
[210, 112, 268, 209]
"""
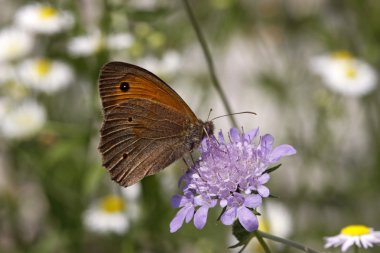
[185, 206, 194, 223]
[244, 128, 259, 142]
[220, 199, 227, 207]
[244, 194, 262, 208]
[257, 185, 270, 197]
[341, 238, 355, 252]
[260, 134, 274, 155]
[194, 206, 209, 229]
[171, 194, 186, 208]
[269, 144, 296, 162]
[221, 207, 237, 225]
[230, 128, 240, 142]
[201, 138, 208, 151]
[237, 206, 259, 232]
[218, 130, 225, 143]
[257, 173, 270, 184]
[170, 206, 191, 233]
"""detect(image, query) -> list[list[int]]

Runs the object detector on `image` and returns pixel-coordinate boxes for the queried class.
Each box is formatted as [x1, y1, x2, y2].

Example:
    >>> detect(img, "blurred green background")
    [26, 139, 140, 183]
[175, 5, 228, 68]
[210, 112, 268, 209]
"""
[0, 0, 379, 252]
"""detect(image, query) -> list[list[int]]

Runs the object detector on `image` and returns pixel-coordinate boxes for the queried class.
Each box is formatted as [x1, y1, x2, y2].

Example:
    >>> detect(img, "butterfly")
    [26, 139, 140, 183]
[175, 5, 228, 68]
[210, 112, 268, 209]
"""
[98, 62, 214, 187]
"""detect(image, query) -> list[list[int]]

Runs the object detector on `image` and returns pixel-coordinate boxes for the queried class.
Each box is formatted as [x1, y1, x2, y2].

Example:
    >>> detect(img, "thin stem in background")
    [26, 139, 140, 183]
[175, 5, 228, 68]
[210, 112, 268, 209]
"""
[255, 231, 272, 253]
[258, 231, 325, 253]
[182, 0, 238, 127]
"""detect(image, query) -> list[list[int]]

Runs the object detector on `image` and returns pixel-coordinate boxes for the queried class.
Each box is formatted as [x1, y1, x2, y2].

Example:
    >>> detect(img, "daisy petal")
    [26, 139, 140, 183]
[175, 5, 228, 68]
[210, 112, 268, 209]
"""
[341, 238, 355, 252]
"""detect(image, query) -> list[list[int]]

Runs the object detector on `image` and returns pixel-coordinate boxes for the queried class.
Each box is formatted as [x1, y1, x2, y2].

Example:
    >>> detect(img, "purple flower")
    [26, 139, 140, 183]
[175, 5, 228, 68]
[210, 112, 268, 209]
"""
[169, 128, 296, 233]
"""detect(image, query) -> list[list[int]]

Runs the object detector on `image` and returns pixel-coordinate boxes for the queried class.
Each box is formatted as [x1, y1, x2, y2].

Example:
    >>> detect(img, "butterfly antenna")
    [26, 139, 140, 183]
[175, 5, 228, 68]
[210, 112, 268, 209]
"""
[210, 111, 257, 121]
[207, 108, 213, 121]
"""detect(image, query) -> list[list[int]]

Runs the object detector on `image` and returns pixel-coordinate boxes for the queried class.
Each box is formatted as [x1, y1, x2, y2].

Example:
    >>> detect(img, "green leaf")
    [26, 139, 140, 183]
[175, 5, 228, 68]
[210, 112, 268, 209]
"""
[216, 206, 227, 221]
[230, 220, 255, 251]
[264, 164, 282, 174]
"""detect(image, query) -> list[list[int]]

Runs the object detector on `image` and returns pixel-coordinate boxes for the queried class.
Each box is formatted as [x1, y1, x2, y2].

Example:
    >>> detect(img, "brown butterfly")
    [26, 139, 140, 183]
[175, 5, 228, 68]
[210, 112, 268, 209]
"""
[98, 62, 214, 187]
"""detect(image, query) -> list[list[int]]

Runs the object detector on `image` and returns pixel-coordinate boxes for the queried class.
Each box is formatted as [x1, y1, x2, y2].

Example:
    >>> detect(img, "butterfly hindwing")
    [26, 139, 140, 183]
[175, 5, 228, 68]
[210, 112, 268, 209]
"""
[99, 98, 193, 186]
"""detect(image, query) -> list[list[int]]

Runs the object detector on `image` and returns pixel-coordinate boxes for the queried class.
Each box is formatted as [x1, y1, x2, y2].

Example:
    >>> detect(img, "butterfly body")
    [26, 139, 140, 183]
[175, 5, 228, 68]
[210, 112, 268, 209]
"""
[98, 62, 213, 187]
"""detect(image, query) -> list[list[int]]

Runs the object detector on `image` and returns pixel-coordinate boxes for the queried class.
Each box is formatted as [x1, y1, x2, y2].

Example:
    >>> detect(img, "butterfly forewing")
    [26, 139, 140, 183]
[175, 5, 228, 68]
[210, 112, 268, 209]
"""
[99, 62, 197, 120]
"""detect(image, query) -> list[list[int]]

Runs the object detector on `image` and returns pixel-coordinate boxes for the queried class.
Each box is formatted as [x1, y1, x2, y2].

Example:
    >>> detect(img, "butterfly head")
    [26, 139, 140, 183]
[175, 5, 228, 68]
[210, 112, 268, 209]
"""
[201, 120, 214, 140]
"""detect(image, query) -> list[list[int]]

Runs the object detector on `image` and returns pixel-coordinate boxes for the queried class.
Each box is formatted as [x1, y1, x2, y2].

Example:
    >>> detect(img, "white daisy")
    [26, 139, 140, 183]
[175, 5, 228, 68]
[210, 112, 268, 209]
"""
[324, 225, 380, 252]
[18, 58, 73, 93]
[0, 100, 46, 139]
[120, 182, 141, 201]
[0, 64, 16, 84]
[138, 51, 181, 75]
[120, 183, 142, 221]
[0, 97, 11, 120]
[258, 201, 293, 238]
[309, 51, 378, 97]
[14, 3, 74, 34]
[106, 33, 134, 50]
[67, 32, 103, 57]
[128, 0, 158, 10]
[83, 195, 129, 234]
[0, 27, 34, 62]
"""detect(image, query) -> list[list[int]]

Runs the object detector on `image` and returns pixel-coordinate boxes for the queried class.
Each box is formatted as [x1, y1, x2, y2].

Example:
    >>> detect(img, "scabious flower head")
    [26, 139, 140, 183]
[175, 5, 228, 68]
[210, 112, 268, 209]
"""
[309, 51, 378, 97]
[170, 128, 296, 233]
[14, 3, 74, 34]
[324, 225, 380, 252]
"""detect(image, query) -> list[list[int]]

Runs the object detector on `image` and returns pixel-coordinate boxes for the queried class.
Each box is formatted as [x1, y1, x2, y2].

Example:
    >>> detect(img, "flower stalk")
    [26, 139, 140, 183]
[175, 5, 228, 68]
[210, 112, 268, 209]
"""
[182, 0, 237, 126]
[258, 231, 324, 253]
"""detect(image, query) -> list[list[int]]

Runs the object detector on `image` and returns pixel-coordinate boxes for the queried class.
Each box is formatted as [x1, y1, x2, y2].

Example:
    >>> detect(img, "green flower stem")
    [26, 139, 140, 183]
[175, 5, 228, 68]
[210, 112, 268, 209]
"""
[254, 231, 272, 253]
[182, 0, 237, 127]
[257, 231, 325, 253]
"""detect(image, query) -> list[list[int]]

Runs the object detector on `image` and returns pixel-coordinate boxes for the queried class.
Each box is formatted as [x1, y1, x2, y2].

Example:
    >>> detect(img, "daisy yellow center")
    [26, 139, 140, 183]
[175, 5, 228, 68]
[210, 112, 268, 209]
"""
[100, 196, 125, 213]
[331, 51, 358, 79]
[332, 51, 353, 60]
[15, 114, 35, 125]
[341, 225, 371, 236]
[345, 66, 358, 79]
[38, 6, 57, 19]
[5, 43, 21, 55]
[35, 59, 52, 77]
[258, 219, 270, 232]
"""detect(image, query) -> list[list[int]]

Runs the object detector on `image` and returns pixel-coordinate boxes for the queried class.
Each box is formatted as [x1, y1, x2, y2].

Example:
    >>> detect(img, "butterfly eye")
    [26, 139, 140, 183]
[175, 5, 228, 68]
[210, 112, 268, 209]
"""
[122, 153, 128, 159]
[120, 81, 130, 92]
[128, 117, 133, 122]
